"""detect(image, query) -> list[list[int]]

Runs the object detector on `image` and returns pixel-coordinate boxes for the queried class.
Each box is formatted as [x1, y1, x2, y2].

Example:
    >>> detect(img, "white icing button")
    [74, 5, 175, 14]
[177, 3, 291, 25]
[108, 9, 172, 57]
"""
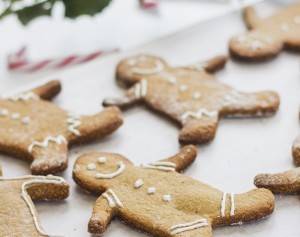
[97, 157, 107, 164]
[163, 194, 171, 202]
[0, 109, 8, 116]
[280, 23, 289, 31]
[193, 92, 201, 100]
[147, 187, 156, 194]
[294, 16, 300, 25]
[22, 117, 30, 124]
[180, 85, 188, 92]
[87, 163, 96, 170]
[134, 179, 144, 189]
[11, 113, 20, 120]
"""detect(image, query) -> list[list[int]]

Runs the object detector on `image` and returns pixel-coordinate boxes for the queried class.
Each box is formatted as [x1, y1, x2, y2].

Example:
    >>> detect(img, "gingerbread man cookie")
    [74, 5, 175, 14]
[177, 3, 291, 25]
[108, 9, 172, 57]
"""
[103, 55, 279, 144]
[0, 80, 123, 175]
[0, 167, 69, 236]
[73, 145, 274, 236]
[292, 111, 300, 166]
[229, 4, 300, 61]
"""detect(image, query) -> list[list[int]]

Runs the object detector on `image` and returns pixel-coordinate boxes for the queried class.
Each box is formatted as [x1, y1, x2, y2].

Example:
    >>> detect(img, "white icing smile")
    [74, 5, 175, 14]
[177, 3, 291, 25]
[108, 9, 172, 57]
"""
[95, 161, 126, 179]
[132, 60, 164, 75]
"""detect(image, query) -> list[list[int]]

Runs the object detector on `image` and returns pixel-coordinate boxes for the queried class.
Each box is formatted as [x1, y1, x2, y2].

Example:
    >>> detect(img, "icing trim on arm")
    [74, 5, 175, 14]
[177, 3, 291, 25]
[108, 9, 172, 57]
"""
[3, 92, 39, 101]
[103, 189, 123, 208]
[181, 108, 217, 122]
[220, 192, 235, 217]
[135, 79, 148, 99]
[66, 112, 81, 136]
[142, 161, 176, 172]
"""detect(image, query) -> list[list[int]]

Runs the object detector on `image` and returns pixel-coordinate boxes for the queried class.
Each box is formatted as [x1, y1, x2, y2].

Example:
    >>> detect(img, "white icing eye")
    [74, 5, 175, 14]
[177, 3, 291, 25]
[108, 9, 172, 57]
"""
[163, 195, 171, 202]
[22, 117, 30, 124]
[134, 179, 144, 188]
[11, 113, 20, 120]
[0, 109, 8, 116]
[97, 157, 107, 164]
[147, 187, 156, 194]
[87, 163, 96, 170]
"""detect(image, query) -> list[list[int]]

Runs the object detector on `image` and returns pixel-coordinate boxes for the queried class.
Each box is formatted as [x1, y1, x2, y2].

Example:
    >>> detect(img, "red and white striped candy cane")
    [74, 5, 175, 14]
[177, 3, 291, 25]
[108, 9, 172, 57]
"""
[7, 46, 119, 73]
[139, 0, 159, 9]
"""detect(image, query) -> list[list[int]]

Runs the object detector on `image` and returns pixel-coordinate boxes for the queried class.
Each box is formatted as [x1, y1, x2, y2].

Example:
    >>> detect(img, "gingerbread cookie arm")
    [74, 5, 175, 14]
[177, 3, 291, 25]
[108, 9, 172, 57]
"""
[183, 56, 227, 73]
[179, 115, 219, 144]
[243, 7, 262, 29]
[0, 165, 2, 176]
[103, 86, 140, 110]
[292, 134, 300, 166]
[158, 145, 198, 172]
[221, 91, 279, 118]
[29, 137, 68, 175]
[88, 194, 117, 235]
[70, 106, 123, 144]
[254, 168, 300, 194]
[30, 80, 61, 100]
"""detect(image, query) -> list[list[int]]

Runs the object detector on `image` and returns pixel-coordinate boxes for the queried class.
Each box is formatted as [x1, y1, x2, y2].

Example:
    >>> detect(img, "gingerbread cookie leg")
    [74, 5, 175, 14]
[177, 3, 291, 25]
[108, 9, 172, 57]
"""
[29, 137, 68, 175]
[292, 134, 300, 166]
[179, 115, 219, 144]
[158, 145, 197, 172]
[88, 194, 117, 234]
[254, 168, 300, 194]
[221, 91, 279, 118]
[31, 80, 61, 100]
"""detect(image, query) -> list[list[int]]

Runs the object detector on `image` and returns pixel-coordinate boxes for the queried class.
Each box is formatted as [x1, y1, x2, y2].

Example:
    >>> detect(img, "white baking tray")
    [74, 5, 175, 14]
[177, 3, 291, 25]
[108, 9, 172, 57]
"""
[1, 1, 300, 236]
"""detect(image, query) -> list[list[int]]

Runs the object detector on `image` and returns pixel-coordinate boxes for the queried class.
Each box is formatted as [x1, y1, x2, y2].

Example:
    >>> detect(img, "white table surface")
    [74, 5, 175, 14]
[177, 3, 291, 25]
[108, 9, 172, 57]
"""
[1, 1, 300, 237]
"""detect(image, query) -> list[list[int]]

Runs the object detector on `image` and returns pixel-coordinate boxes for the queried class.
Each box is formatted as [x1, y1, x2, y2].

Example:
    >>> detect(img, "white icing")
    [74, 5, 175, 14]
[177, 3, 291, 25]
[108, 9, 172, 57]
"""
[141, 79, 147, 97]
[280, 23, 289, 31]
[134, 179, 144, 188]
[184, 62, 207, 71]
[250, 41, 262, 50]
[97, 157, 107, 164]
[169, 218, 208, 235]
[163, 194, 171, 202]
[22, 116, 30, 124]
[149, 161, 176, 167]
[220, 192, 235, 217]
[147, 187, 156, 194]
[0, 175, 67, 237]
[180, 85, 188, 92]
[66, 112, 81, 136]
[193, 92, 201, 100]
[103, 189, 123, 208]
[108, 189, 123, 208]
[294, 16, 300, 25]
[11, 113, 20, 120]
[103, 193, 115, 208]
[0, 109, 8, 116]
[221, 192, 227, 217]
[87, 163, 96, 170]
[222, 90, 242, 106]
[164, 74, 177, 84]
[181, 108, 217, 122]
[95, 161, 125, 179]
[4, 92, 39, 102]
[230, 193, 235, 216]
[135, 83, 141, 98]
[28, 135, 67, 153]
[142, 165, 175, 172]
[132, 59, 164, 75]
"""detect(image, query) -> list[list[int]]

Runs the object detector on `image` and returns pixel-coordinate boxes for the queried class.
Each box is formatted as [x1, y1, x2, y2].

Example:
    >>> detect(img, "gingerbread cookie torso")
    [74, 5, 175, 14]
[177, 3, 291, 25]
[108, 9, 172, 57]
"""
[73, 145, 274, 237]
[103, 55, 279, 144]
[0, 167, 69, 237]
[229, 4, 300, 61]
[0, 80, 123, 175]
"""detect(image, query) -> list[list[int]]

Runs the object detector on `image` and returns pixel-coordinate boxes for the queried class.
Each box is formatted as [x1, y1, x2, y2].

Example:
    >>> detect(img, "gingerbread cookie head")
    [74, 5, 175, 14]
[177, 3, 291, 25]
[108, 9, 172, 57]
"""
[229, 5, 300, 61]
[73, 145, 274, 237]
[104, 54, 279, 145]
[0, 80, 123, 175]
[0, 173, 69, 236]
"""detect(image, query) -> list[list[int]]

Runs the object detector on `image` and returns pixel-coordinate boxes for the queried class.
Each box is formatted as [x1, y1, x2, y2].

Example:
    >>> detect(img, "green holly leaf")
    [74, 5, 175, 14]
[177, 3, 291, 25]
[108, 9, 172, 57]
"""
[15, 1, 54, 25]
[62, 0, 112, 18]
